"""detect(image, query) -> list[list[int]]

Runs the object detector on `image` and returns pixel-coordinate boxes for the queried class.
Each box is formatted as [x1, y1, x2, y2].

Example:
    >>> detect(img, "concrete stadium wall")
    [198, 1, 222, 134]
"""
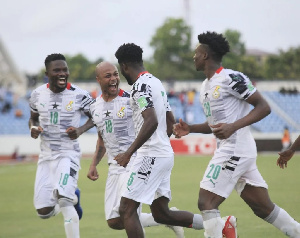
[0, 133, 291, 158]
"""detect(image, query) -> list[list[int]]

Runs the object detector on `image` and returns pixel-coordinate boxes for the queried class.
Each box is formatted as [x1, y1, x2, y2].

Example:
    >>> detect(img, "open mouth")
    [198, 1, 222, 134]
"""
[109, 83, 117, 90]
[58, 77, 66, 86]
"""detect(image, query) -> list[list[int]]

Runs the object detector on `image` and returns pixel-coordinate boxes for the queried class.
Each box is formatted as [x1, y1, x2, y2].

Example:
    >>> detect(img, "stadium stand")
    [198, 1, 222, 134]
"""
[0, 89, 299, 135]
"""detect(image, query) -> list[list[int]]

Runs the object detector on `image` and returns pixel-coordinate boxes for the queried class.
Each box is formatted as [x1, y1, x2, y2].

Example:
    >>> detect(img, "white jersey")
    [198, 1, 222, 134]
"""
[200, 67, 257, 157]
[89, 89, 136, 174]
[29, 83, 94, 163]
[130, 72, 173, 156]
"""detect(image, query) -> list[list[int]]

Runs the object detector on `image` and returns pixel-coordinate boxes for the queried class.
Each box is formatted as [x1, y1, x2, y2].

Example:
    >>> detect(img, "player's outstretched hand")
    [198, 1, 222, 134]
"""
[114, 152, 131, 167]
[31, 126, 43, 139]
[277, 149, 294, 169]
[87, 165, 99, 181]
[66, 127, 82, 140]
[173, 118, 190, 139]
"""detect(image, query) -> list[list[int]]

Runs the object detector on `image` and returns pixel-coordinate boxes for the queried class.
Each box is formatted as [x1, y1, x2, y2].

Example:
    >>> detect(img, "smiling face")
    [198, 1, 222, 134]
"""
[46, 60, 69, 93]
[96, 62, 120, 99]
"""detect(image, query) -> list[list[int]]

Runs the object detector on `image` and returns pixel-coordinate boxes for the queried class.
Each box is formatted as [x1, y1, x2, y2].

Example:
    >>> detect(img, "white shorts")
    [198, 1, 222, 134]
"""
[200, 153, 268, 198]
[34, 155, 80, 209]
[105, 171, 130, 220]
[122, 155, 174, 205]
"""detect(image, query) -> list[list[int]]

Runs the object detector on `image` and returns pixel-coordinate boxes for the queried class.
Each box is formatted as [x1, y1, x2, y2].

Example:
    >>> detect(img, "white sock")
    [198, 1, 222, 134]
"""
[73, 195, 78, 205]
[202, 209, 224, 238]
[139, 213, 160, 227]
[59, 198, 80, 238]
[265, 204, 300, 237]
[191, 214, 204, 230]
[53, 204, 61, 216]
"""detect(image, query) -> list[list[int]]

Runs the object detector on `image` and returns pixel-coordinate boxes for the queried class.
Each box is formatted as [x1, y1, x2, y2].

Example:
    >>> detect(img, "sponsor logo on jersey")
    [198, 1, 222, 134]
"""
[66, 101, 74, 111]
[117, 106, 126, 118]
[212, 86, 221, 99]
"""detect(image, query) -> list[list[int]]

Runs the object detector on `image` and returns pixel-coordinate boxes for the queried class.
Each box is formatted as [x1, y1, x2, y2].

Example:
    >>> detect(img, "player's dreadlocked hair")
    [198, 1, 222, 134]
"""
[198, 31, 230, 61]
[44, 53, 66, 69]
[115, 43, 143, 64]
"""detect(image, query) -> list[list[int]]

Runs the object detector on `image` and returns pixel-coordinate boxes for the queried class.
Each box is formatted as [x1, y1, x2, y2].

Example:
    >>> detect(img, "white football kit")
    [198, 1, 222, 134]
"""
[89, 89, 137, 219]
[29, 83, 94, 208]
[122, 72, 174, 205]
[199, 67, 268, 198]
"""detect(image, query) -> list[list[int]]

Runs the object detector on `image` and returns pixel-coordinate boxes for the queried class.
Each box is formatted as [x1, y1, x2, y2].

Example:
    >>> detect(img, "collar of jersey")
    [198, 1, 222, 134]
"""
[100, 89, 124, 98]
[136, 71, 149, 79]
[216, 66, 224, 74]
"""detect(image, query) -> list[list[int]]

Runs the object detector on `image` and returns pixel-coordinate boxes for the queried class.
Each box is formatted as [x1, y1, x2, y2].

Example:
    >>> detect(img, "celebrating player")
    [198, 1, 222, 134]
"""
[29, 53, 94, 238]
[114, 43, 236, 238]
[173, 31, 300, 238]
[87, 61, 185, 237]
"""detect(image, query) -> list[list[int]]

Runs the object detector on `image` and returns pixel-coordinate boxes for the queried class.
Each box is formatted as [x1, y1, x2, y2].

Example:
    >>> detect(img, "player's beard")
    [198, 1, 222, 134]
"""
[124, 75, 134, 85]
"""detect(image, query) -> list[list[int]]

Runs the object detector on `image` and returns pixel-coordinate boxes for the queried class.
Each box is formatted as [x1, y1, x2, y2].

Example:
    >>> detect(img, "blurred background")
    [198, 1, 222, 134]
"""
[0, 0, 300, 160]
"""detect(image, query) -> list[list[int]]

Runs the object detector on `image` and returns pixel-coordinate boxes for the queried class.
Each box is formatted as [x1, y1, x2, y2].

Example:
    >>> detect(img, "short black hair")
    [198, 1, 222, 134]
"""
[44, 53, 66, 69]
[198, 31, 230, 60]
[115, 43, 143, 64]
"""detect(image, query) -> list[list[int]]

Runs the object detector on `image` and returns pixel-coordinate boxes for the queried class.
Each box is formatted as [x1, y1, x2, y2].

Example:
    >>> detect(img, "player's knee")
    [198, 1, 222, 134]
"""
[152, 208, 169, 224]
[198, 197, 208, 211]
[37, 207, 55, 219]
[198, 193, 222, 211]
[153, 213, 167, 224]
[250, 202, 274, 219]
[119, 203, 126, 218]
[107, 218, 124, 230]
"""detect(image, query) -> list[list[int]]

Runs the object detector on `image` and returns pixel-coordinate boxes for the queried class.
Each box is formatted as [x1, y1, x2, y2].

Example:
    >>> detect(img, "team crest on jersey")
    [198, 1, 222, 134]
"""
[212, 86, 221, 99]
[117, 106, 126, 118]
[65, 101, 74, 111]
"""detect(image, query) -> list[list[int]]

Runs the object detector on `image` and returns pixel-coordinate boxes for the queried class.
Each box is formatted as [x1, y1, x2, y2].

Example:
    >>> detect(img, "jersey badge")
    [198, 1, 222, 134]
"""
[137, 96, 148, 108]
[212, 86, 221, 99]
[66, 101, 74, 111]
[117, 106, 126, 118]
[247, 82, 255, 91]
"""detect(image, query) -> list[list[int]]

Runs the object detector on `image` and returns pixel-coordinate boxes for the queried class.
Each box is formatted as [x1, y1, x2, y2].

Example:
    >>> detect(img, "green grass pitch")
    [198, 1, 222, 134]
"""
[0, 154, 299, 237]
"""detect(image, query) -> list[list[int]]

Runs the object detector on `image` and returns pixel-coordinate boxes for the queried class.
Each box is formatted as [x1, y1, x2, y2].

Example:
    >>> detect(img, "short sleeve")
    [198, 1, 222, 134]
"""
[29, 90, 38, 113]
[227, 72, 256, 100]
[80, 91, 95, 113]
[132, 82, 154, 112]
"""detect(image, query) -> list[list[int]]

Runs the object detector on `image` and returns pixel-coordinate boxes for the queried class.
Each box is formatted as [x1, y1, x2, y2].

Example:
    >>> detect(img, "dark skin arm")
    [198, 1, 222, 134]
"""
[114, 108, 158, 167]
[166, 111, 176, 137]
[87, 132, 106, 181]
[210, 91, 271, 139]
[29, 111, 43, 139]
[66, 111, 94, 140]
[277, 135, 300, 169]
[173, 91, 270, 140]
[173, 119, 212, 138]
